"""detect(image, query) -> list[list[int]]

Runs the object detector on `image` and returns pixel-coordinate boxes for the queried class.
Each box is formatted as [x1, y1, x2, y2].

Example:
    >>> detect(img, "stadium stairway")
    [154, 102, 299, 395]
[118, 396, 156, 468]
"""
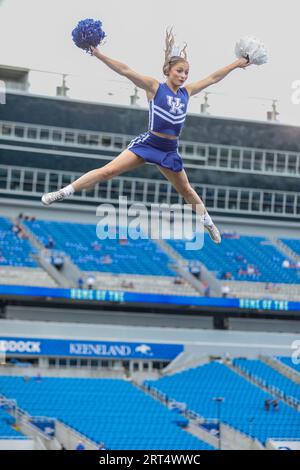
[0, 400, 36, 449]
[259, 355, 300, 386]
[17, 217, 82, 289]
[230, 359, 300, 411]
[143, 362, 276, 449]
[155, 238, 221, 297]
[0, 216, 57, 289]
[144, 361, 300, 448]
[268, 236, 300, 264]
[132, 378, 218, 450]
[22, 218, 205, 296]
[166, 233, 300, 300]
[0, 376, 215, 450]
[161, 353, 210, 377]
[275, 356, 300, 375]
[11, 217, 71, 288]
[138, 364, 266, 450]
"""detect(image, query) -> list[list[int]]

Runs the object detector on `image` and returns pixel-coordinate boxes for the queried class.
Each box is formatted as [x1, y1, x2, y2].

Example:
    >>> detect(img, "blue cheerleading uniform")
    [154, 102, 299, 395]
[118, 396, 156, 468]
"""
[127, 82, 189, 172]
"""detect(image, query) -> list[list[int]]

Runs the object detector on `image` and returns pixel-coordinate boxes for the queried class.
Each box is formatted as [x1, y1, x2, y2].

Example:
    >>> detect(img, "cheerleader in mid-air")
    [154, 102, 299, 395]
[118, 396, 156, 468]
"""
[42, 20, 267, 244]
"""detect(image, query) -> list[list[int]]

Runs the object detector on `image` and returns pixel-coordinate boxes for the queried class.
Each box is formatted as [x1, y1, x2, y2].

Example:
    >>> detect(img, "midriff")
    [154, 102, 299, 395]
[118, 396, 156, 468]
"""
[150, 130, 178, 140]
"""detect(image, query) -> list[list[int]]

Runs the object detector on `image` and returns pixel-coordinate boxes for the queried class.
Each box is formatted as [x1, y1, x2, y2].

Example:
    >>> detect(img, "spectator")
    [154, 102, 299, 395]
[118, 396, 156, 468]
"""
[77, 277, 84, 289]
[100, 255, 112, 264]
[46, 237, 55, 249]
[224, 352, 231, 363]
[91, 241, 101, 251]
[221, 285, 230, 298]
[98, 441, 106, 450]
[18, 228, 28, 240]
[282, 259, 290, 268]
[87, 275, 96, 290]
[272, 399, 279, 411]
[11, 224, 21, 235]
[202, 281, 210, 297]
[174, 277, 184, 285]
[247, 264, 255, 275]
[190, 263, 201, 279]
[75, 441, 86, 450]
[121, 280, 134, 289]
[238, 267, 247, 276]
[51, 254, 64, 271]
[264, 399, 271, 411]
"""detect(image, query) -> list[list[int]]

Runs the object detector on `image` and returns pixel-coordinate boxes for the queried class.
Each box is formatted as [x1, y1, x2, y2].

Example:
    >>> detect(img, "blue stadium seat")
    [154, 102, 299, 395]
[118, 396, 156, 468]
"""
[145, 361, 300, 444]
[0, 407, 26, 439]
[0, 217, 38, 268]
[276, 356, 300, 375]
[233, 359, 300, 401]
[0, 376, 215, 450]
[167, 233, 300, 284]
[24, 219, 176, 276]
[280, 238, 300, 258]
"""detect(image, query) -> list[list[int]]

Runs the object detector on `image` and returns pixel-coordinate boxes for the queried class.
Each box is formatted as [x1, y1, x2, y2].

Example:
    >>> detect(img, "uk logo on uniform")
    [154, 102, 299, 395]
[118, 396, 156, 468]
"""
[166, 96, 185, 114]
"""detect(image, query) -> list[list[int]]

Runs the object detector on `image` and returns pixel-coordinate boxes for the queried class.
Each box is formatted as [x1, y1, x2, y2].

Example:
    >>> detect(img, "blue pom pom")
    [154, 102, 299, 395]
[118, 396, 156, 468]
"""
[72, 18, 106, 53]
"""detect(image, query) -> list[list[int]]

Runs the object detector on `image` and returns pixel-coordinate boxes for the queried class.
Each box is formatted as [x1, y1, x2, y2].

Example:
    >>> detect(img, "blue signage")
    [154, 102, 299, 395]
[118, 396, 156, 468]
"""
[0, 336, 183, 360]
[0, 284, 299, 312]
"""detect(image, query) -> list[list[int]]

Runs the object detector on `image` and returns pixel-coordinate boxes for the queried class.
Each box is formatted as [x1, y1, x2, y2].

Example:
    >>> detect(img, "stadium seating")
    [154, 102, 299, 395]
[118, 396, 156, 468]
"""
[24, 219, 177, 276]
[0, 217, 37, 268]
[0, 407, 25, 439]
[276, 356, 300, 375]
[0, 376, 215, 450]
[145, 361, 300, 444]
[167, 233, 300, 284]
[0, 217, 57, 287]
[89, 272, 200, 296]
[280, 238, 300, 258]
[233, 359, 300, 401]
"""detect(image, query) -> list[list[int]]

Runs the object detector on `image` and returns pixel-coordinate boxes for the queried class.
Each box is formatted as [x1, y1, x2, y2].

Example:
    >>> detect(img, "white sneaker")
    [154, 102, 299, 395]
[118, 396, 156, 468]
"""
[41, 189, 65, 206]
[205, 223, 222, 244]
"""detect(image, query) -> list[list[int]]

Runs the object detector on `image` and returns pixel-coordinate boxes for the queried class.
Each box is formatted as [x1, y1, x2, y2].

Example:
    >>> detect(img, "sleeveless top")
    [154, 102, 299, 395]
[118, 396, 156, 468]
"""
[148, 82, 189, 137]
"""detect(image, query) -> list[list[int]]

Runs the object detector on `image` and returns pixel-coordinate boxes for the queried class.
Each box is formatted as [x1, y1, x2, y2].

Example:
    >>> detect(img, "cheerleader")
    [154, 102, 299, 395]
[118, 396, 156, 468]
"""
[42, 22, 267, 245]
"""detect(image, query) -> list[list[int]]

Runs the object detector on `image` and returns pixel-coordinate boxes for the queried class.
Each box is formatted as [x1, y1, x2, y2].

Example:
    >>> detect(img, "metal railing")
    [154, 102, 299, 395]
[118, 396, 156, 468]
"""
[1, 164, 300, 218]
[1, 120, 300, 177]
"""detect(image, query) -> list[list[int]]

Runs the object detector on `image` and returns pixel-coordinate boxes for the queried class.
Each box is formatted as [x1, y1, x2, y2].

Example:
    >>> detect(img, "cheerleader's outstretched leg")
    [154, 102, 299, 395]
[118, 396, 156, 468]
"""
[41, 150, 145, 206]
[157, 166, 221, 244]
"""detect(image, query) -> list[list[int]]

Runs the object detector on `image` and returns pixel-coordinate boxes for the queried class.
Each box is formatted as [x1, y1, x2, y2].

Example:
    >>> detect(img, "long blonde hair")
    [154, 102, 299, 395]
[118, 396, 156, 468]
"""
[163, 26, 188, 76]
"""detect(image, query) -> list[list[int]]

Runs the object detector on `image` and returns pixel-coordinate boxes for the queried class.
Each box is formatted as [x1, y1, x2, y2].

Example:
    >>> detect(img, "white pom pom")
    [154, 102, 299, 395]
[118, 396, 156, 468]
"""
[235, 36, 268, 65]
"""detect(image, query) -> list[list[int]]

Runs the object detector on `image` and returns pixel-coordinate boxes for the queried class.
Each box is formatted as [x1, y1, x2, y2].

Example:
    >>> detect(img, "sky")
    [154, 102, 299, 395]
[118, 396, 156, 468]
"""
[0, 0, 299, 125]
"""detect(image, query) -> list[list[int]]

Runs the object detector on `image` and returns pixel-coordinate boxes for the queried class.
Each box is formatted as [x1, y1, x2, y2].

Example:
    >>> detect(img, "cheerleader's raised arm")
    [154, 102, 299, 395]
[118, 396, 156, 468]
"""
[90, 46, 158, 94]
[185, 57, 250, 97]
[185, 35, 268, 97]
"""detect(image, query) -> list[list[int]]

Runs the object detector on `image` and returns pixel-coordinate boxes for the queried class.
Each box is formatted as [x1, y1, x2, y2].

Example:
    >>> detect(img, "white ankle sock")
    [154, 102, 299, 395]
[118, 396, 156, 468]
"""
[61, 184, 75, 197]
[201, 211, 213, 226]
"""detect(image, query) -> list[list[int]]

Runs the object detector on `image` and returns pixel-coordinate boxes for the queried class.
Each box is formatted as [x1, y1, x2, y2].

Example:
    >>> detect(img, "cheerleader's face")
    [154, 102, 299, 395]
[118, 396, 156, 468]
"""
[169, 61, 189, 85]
